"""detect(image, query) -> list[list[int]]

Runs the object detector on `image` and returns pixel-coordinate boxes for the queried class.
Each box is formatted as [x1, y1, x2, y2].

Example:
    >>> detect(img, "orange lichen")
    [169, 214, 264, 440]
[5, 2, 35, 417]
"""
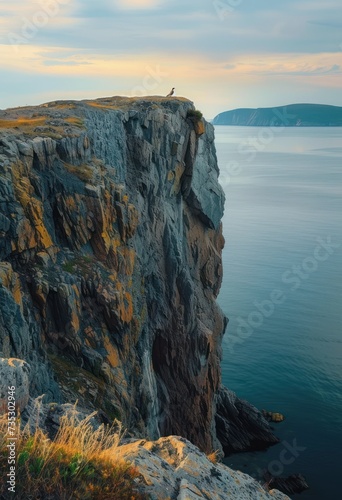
[65, 195, 77, 210]
[194, 119, 205, 136]
[118, 248, 135, 276]
[103, 336, 121, 368]
[0, 263, 23, 309]
[119, 292, 133, 324]
[11, 164, 53, 250]
[170, 163, 185, 195]
[70, 310, 80, 334]
[26, 198, 53, 249]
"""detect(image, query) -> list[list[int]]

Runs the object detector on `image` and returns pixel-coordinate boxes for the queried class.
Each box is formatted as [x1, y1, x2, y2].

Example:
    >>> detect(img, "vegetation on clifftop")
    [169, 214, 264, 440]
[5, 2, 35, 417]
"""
[0, 410, 146, 500]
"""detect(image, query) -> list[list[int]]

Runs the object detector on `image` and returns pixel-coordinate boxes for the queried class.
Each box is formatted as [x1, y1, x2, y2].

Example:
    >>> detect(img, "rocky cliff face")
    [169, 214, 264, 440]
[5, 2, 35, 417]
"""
[0, 96, 277, 456]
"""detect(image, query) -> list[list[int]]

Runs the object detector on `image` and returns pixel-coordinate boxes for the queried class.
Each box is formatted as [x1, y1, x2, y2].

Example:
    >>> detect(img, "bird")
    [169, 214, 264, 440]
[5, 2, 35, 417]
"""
[166, 87, 175, 97]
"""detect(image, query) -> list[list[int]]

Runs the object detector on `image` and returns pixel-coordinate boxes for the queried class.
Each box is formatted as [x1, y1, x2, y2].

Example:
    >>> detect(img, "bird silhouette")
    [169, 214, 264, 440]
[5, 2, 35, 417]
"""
[166, 87, 175, 97]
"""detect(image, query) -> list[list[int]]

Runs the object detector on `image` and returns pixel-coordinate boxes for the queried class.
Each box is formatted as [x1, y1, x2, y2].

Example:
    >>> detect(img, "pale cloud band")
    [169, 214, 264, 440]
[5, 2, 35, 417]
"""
[116, 0, 161, 9]
[0, 0, 341, 114]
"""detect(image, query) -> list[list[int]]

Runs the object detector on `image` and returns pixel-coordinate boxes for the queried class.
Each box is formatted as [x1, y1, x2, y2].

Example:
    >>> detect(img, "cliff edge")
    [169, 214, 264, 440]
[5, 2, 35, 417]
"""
[0, 96, 278, 457]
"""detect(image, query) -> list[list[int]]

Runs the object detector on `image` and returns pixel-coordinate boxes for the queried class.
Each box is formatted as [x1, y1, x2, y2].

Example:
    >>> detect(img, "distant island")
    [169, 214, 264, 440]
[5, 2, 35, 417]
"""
[213, 103, 342, 126]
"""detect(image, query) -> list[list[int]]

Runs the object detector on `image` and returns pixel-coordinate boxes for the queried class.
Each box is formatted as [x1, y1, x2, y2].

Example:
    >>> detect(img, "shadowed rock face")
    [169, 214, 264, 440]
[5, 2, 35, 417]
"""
[0, 96, 277, 455]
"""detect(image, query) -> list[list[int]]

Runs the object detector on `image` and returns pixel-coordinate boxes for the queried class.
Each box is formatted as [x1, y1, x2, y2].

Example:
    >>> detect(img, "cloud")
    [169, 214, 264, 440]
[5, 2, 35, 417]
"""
[43, 60, 92, 66]
[223, 54, 342, 78]
[115, 0, 161, 9]
[1, 0, 342, 115]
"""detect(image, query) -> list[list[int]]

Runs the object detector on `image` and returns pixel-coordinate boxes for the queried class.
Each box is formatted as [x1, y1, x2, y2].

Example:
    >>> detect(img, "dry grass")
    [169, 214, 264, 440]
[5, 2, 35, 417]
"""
[63, 161, 93, 182]
[85, 96, 192, 111]
[0, 408, 146, 499]
[207, 450, 220, 464]
[0, 116, 83, 131]
[0, 117, 47, 129]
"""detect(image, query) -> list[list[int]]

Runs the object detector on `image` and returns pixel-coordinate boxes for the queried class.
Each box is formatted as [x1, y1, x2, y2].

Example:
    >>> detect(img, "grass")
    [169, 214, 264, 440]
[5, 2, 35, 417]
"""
[207, 450, 220, 464]
[0, 408, 146, 499]
[0, 116, 84, 137]
[85, 95, 192, 112]
[0, 117, 47, 129]
[62, 162, 93, 182]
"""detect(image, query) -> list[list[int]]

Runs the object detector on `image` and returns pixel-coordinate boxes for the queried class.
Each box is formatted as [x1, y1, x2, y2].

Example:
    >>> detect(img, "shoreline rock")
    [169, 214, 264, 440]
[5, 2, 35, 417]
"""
[264, 471, 309, 496]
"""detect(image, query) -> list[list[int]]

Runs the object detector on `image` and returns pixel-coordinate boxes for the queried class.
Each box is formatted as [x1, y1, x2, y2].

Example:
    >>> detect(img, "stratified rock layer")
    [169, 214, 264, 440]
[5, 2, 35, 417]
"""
[0, 96, 277, 455]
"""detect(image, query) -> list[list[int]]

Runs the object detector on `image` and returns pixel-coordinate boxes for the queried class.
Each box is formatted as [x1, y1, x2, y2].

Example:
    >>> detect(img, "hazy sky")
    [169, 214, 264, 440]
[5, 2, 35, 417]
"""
[1, 0, 341, 117]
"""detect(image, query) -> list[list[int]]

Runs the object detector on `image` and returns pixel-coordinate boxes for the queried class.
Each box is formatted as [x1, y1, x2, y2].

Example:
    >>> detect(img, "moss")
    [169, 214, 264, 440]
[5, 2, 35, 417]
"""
[62, 255, 94, 276]
[48, 354, 122, 421]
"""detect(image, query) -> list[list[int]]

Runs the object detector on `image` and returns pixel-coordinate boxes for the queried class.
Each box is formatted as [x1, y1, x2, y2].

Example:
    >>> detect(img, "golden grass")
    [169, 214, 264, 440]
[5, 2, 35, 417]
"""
[0, 117, 47, 129]
[63, 161, 93, 182]
[207, 449, 220, 464]
[0, 407, 146, 499]
[0, 116, 83, 131]
[85, 95, 192, 111]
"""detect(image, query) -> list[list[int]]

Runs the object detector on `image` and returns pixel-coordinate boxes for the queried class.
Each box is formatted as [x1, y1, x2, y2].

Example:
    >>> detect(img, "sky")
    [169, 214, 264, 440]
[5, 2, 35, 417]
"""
[0, 0, 342, 118]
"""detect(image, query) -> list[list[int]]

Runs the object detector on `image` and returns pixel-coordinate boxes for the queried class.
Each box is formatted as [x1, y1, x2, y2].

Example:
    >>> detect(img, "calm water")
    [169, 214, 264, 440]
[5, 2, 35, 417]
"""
[215, 126, 342, 500]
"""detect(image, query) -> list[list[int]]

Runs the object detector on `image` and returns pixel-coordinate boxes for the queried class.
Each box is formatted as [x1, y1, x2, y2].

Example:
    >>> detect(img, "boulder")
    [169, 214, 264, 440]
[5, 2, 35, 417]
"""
[118, 435, 291, 500]
[264, 471, 309, 495]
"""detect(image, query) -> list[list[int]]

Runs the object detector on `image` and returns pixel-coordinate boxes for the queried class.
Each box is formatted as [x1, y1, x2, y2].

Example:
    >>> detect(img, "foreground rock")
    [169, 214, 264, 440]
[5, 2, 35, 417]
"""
[118, 435, 291, 500]
[18, 399, 290, 499]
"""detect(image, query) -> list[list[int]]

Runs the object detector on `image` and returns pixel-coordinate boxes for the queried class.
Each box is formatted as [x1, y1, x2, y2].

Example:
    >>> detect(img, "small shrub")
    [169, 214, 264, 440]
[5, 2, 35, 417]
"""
[187, 109, 203, 121]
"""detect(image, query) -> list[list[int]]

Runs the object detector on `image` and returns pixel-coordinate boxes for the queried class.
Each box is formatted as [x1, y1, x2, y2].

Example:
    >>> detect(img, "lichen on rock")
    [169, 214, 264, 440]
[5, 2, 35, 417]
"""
[0, 96, 278, 464]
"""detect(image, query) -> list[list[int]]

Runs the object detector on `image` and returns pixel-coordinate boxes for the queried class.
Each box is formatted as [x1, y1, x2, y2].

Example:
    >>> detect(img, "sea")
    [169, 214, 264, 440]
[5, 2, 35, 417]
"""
[214, 125, 342, 500]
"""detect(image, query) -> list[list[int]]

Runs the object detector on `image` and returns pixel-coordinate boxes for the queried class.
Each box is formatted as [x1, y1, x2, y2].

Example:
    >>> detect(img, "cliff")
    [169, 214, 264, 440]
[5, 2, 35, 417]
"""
[0, 96, 278, 460]
[213, 103, 342, 126]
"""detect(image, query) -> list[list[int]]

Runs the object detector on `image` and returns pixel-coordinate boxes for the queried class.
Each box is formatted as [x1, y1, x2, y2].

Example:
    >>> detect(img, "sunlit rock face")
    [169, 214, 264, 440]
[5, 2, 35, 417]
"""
[0, 96, 276, 455]
[117, 435, 290, 500]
